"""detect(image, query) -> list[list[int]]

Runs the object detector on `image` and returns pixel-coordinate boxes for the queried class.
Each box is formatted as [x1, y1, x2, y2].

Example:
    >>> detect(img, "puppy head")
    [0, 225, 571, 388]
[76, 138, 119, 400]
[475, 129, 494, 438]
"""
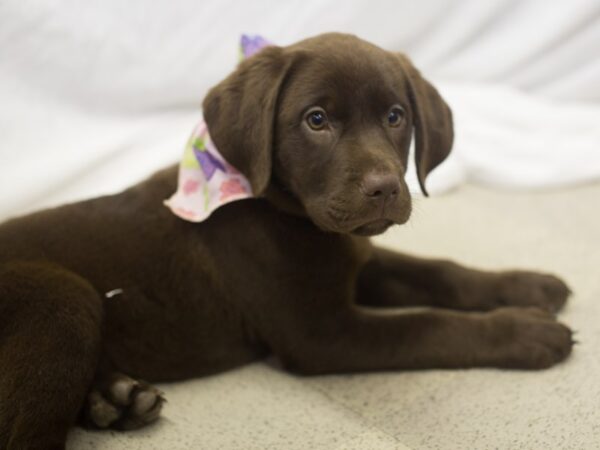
[203, 33, 453, 236]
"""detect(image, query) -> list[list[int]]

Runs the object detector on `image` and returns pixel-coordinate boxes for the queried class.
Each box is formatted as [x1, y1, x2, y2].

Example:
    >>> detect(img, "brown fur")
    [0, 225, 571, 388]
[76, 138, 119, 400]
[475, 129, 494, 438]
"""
[0, 33, 572, 448]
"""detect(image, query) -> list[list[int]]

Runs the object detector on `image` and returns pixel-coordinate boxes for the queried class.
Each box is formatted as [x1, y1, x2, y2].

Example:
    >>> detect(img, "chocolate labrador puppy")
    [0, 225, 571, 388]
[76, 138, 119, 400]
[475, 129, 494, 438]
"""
[0, 33, 572, 449]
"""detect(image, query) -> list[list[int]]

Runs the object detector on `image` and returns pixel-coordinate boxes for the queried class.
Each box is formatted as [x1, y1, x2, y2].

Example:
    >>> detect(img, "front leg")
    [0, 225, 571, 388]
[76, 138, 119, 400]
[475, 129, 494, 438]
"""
[357, 248, 570, 312]
[269, 305, 573, 374]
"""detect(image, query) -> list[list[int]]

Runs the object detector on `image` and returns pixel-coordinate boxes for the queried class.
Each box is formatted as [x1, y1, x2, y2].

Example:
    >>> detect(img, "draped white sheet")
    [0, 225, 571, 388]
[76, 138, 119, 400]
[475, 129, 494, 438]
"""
[1, 0, 599, 218]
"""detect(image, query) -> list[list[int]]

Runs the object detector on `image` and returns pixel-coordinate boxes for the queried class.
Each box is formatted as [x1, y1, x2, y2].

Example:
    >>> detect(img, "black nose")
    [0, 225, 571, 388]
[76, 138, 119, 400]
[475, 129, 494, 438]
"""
[361, 173, 400, 200]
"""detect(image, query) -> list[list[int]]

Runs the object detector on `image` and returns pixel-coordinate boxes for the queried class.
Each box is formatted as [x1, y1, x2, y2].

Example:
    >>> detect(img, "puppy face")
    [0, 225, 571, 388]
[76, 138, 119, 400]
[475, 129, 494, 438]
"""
[203, 33, 453, 236]
[274, 36, 414, 236]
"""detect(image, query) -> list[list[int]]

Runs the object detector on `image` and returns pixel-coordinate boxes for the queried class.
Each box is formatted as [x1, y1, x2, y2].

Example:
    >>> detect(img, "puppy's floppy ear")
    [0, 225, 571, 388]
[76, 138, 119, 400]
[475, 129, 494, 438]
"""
[398, 54, 454, 196]
[203, 46, 292, 196]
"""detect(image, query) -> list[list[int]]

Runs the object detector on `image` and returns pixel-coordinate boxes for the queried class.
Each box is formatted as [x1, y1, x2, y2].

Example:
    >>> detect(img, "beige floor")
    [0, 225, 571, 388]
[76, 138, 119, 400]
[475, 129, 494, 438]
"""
[67, 182, 600, 450]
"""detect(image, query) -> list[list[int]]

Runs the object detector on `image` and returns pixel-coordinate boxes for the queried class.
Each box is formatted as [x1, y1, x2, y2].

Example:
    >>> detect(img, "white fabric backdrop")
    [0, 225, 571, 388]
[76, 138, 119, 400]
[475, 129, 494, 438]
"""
[1, 0, 599, 220]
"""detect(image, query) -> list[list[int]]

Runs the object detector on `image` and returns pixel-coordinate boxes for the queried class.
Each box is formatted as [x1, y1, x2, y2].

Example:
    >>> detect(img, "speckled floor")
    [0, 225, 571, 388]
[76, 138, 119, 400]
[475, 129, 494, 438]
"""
[67, 182, 600, 450]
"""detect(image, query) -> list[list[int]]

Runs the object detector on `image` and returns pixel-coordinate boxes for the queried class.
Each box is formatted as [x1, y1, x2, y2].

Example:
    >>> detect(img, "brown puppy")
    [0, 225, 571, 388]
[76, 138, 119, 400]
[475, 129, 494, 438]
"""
[0, 33, 572, 448]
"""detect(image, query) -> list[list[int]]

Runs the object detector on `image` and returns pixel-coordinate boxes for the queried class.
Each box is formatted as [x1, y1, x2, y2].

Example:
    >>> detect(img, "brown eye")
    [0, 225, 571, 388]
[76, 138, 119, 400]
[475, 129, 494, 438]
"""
[306, 109, 328, 130]
[387, 106, 405, 127]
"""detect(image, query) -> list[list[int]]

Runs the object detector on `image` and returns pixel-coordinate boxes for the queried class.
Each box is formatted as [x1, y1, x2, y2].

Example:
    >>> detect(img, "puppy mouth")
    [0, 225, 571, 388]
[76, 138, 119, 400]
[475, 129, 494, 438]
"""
[351, 219, 395, 236]
[315, 198, 412, 235]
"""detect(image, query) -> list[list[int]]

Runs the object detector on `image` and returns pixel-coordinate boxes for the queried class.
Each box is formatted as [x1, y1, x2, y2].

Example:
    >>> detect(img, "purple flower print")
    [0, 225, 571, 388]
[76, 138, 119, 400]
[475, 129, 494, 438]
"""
[241, 35, 272, 58]
[193, 148, 226, 181]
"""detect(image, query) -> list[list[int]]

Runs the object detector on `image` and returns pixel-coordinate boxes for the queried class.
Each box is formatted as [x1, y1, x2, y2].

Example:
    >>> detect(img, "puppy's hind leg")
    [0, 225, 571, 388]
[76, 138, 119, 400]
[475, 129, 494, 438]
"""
[0, 261, 103, 450]
[81, 371, 165, 430]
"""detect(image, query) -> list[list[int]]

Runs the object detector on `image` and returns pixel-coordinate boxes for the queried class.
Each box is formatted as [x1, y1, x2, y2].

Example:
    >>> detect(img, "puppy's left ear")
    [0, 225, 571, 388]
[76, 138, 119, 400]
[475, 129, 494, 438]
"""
[397, 54, 454, 196]
[203, 47, 292, 195]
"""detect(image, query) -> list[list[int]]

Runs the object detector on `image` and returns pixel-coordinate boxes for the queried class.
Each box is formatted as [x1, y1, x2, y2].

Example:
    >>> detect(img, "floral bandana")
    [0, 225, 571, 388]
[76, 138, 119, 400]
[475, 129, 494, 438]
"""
[164, 35, 271, 222]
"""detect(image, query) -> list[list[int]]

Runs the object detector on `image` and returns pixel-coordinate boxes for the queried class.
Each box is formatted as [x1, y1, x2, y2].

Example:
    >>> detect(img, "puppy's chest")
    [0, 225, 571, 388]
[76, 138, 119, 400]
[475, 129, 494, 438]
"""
[181, 207, 371, 305]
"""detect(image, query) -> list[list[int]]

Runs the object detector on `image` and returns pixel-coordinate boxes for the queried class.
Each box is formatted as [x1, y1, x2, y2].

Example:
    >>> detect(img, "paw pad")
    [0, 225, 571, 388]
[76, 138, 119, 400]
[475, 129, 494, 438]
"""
[84, 373, 165, 430]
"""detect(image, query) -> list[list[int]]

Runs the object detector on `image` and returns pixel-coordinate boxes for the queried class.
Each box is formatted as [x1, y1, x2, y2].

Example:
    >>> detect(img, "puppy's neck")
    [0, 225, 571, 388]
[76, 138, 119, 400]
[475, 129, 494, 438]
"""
[263, 177, 308, 219]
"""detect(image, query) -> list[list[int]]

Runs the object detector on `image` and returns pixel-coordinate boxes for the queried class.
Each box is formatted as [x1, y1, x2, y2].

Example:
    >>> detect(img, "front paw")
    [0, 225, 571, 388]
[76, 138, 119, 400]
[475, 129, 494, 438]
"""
[490, 271, 571, 313]
[486, 307, 574, 369]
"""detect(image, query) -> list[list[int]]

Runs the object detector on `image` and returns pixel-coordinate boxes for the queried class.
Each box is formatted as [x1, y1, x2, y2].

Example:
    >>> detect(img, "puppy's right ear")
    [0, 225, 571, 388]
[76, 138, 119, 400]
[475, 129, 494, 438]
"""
[202, 47, 292, 196]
